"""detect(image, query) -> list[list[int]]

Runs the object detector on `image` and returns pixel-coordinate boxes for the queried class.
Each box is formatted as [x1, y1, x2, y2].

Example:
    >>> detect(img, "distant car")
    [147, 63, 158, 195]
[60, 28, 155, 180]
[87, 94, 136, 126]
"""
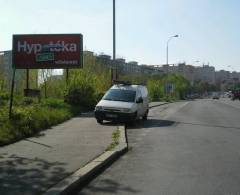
[231, 90, 240, 100]
[94, 81, 149, 124]
[212, 92, 220, 99]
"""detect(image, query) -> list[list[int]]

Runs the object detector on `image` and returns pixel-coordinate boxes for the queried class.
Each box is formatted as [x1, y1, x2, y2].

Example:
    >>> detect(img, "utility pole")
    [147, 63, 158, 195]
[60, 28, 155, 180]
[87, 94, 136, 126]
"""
[112, 0, 117, 81]
[166, 35, 179, 66]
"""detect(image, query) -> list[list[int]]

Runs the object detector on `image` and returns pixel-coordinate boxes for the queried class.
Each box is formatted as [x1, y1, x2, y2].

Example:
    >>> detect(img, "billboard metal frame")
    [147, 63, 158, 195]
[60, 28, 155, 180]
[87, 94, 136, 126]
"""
[12, 33, 83, 69]
[9, 34, 83, 118]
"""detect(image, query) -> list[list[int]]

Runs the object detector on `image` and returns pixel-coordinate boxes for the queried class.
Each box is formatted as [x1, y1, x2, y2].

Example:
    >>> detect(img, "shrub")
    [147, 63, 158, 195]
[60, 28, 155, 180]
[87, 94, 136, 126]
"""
[0, 91, 9, 100]
[0, 99, 74, 146]
[95, 92, 105, 102]
[20, 97, 37, 106]
[147, 80, 164, 101]
[64, 86, 96, 108]
[64, 70, 98, 108]
[41, 98, 69, 109]
[0, 92, 9, 106]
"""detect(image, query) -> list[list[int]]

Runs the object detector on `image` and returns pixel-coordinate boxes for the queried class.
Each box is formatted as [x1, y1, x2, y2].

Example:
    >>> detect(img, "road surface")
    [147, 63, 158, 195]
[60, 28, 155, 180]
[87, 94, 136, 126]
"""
[79, 99, 240, 195]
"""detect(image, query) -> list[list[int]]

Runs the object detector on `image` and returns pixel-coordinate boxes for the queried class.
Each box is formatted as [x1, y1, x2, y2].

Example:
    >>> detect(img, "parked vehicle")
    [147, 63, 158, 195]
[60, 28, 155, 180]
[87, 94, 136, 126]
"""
[212, 92, 220, 99]
[231, 90, 240, 100]
[94, 81, 149, 124]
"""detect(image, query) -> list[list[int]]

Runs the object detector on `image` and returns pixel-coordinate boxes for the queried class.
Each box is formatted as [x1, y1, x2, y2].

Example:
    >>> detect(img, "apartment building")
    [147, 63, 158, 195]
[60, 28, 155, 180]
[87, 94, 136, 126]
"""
[0, 50, 25, 91]
[215, 70, 230, 83]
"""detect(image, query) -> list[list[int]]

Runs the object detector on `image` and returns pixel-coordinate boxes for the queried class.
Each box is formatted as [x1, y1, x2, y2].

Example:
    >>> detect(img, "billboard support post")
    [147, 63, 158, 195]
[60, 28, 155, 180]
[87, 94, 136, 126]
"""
[9, 68, 16, 119]
[66, 69, 69, 85]
[26, 69, 29, 90]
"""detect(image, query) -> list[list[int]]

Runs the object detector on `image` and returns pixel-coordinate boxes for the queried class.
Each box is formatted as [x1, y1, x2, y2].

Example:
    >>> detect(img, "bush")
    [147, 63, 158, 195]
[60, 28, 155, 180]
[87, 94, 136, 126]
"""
[96, 92, 105, 102]
[64, 70, 99, 109]
[0, 99, 75, 146]
[0, 92, 9, 100]
[0, 92, 9, 106]
[41, 98, 69, 109]
[64, 86, 96, 108]
[20, 97, 37, 106]
[147, 80, 164, 101]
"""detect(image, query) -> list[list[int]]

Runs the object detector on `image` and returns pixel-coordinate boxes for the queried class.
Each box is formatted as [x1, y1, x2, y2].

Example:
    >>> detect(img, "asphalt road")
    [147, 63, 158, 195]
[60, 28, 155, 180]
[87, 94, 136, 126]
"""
[79, 99, 240, 195]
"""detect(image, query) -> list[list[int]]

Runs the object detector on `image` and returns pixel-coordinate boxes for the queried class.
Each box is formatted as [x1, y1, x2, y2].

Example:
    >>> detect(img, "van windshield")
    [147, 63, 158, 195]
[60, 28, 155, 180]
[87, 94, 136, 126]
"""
[103, 89, 136, 102]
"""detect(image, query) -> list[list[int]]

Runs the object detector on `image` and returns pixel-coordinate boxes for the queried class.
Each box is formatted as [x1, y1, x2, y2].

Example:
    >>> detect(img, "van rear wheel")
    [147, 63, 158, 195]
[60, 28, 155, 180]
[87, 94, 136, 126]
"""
[142, 110, 148, 120]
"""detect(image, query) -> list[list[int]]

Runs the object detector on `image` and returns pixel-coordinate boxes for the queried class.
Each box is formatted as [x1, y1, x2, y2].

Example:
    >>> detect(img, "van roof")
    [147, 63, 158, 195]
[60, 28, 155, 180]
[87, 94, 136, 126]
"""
[111, 84, 145, 91]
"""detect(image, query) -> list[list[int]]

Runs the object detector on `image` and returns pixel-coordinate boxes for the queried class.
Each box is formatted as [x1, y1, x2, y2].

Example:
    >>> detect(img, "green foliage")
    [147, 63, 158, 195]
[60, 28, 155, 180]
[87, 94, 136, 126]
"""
[64, 69, 111, 109]
[0, 91, 9, 106]
[0, 78, 5, 91]
[190, 80, 221, 95]
[0, 91, 9, 100]
[20, 97, 37, 106]
[41, 98, 68, 109]
[146, 74, 191, 101]
[118, 74, 148, 85]
[118, 73, 191, 101]
[147, 79, 163, 101]
[0, 98, 75, 146]
[64, 70, 97, 108]
[39, 75, 66, 98]
[106, 128, 121, 151]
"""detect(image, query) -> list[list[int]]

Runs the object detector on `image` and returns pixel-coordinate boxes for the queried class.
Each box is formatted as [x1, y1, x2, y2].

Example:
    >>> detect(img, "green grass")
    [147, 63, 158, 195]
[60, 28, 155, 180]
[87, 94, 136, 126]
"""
[106, 128, 121, 151]
[0, 98, 81, 146]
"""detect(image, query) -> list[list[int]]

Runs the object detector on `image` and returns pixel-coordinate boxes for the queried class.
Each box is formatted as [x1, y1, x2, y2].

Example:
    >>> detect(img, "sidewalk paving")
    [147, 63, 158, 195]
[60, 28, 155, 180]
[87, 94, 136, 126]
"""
[0, 114, 117, 195]
[0, 102, 167, 195]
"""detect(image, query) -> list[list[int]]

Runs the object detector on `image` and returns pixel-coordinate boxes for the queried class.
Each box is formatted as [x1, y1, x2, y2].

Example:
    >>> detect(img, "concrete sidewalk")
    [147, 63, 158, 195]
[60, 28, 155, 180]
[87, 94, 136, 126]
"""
[0, 114, 118, 195]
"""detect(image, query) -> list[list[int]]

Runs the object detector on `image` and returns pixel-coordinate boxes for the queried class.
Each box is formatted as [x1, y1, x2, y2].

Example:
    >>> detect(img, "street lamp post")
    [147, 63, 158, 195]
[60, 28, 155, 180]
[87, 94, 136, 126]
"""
[165, 35, 178, 96]
[166, 34, 179, 65]
[112, 0, 116, 81]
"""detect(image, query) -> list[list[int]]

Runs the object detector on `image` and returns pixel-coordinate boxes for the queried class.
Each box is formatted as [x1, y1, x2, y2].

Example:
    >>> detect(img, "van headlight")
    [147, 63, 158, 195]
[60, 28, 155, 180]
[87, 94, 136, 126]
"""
[122, 108, 131, 113]
[95, 106, 104, 111]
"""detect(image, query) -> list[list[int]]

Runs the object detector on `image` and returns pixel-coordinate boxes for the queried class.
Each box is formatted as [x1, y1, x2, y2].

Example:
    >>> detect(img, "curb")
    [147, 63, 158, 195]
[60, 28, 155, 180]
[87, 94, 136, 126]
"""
[43, 126, 127, 195]
[149, 102, 170, 109]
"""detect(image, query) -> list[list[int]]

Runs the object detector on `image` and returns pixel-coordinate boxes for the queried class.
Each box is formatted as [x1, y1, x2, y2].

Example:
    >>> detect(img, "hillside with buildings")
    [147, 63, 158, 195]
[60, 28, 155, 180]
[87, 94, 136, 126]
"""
[1, 50, 239, 92]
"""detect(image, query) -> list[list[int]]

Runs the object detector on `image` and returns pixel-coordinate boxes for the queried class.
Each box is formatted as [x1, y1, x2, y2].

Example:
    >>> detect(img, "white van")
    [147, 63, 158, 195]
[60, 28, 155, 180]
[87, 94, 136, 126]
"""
[94, 82, 149, 124]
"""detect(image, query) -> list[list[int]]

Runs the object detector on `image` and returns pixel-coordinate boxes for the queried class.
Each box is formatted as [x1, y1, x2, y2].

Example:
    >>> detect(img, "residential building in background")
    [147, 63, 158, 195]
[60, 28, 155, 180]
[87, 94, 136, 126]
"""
[0, 50, 13, 89]
[215, 70, 230, 83]
[1, 49, 239, 90]
[0, 50, 25, 92]
[194, 65, 216, 84]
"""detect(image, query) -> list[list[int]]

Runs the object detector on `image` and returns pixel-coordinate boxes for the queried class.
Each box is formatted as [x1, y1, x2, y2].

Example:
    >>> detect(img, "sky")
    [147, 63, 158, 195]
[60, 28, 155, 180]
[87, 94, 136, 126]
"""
[0, 0, 240, 72]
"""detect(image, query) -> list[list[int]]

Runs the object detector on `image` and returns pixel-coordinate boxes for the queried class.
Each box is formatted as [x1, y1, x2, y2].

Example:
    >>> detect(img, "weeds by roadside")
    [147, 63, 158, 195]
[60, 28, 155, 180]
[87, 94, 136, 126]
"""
[106, 127, 121, 151]
[0, 98, 82, 146]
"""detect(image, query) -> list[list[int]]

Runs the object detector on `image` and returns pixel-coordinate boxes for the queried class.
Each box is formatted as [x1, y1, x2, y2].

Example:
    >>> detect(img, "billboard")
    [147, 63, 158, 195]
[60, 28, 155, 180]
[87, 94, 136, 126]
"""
[12, 34, 83, 69]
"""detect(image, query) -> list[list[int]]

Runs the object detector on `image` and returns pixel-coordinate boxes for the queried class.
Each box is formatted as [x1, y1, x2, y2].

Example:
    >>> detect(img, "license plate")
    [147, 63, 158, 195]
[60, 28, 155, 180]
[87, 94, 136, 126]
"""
[106, 114, 117, 118]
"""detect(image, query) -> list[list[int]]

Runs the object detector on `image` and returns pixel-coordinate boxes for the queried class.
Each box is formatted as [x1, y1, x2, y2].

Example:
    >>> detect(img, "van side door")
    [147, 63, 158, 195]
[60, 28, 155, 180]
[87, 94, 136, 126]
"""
[141, 87, 149, 113]
[136, 89, 144, 117]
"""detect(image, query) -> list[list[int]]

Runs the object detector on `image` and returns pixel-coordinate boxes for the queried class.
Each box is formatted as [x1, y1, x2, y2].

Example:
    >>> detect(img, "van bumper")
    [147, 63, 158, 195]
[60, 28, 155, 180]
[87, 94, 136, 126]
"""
[94, 111, 137, 122]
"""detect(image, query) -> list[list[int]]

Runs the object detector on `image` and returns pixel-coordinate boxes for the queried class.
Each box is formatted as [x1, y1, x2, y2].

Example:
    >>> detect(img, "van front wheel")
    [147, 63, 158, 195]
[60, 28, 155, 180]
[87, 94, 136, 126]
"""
[97, 119, 103, 124]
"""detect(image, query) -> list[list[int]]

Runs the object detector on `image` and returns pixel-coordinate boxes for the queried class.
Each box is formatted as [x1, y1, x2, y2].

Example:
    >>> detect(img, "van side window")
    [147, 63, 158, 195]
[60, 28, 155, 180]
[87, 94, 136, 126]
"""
[140, 87, 147, 98]
[139, 90, 143, 99]
[136, 89, 142, 100]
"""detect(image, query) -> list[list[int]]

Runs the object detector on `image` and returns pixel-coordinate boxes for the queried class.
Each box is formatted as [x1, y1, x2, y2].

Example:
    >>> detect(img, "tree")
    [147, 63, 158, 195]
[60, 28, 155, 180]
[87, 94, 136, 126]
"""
[39, 69, 53, 98]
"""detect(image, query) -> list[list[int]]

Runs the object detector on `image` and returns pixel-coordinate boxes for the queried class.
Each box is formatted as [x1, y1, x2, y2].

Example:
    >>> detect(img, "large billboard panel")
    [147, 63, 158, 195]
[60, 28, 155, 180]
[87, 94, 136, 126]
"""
[12, 34, 83, 69]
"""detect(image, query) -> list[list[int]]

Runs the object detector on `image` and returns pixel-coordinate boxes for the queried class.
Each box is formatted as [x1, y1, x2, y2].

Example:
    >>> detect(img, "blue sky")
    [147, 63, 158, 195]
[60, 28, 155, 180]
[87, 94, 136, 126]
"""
[0, 0, 239, 71]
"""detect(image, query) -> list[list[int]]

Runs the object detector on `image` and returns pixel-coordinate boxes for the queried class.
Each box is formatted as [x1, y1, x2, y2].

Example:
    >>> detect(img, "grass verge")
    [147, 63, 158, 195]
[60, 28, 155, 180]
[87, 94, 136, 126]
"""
[0, 98, 82, 146]
[106, 127, 121, 151]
